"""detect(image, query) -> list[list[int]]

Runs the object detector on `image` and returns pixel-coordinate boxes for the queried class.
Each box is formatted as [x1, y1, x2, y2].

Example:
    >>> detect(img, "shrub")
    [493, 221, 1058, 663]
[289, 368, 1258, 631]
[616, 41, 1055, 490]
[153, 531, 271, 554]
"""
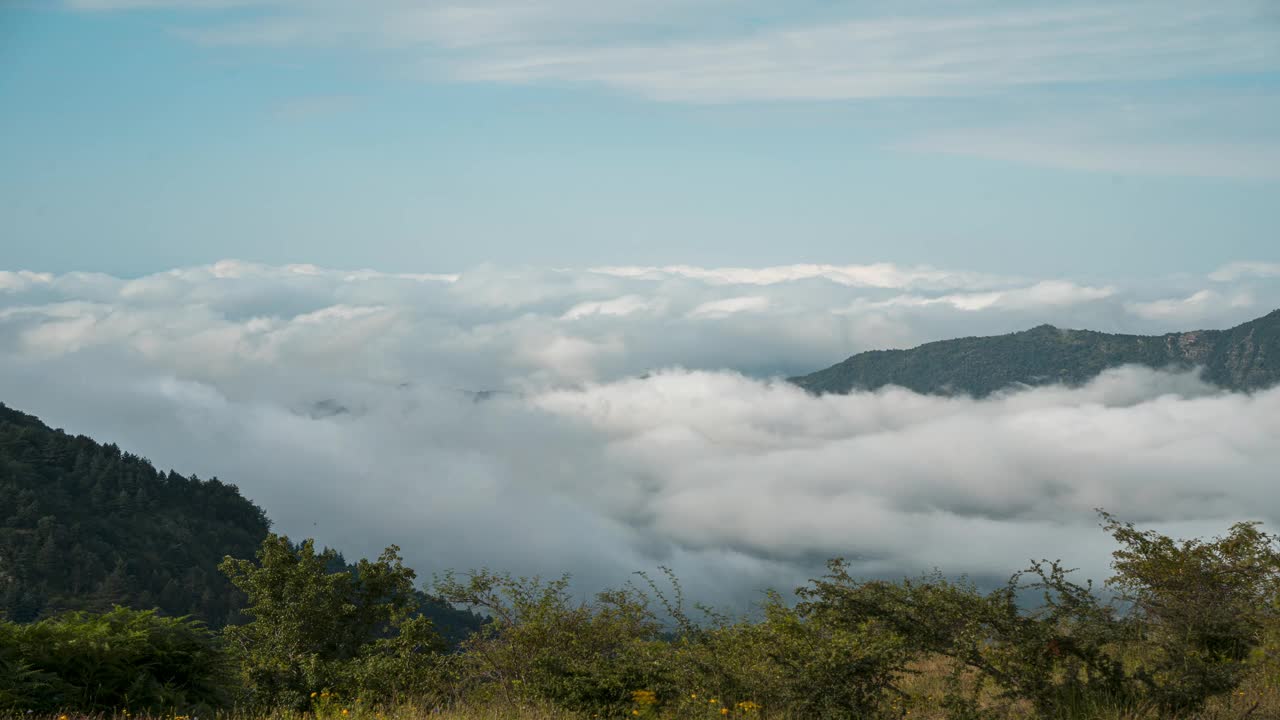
[433, 569, 670, 716]
[219, 535, 444, 709]
[0, 606, 235, 713]
[1103, 513, 1280, 713]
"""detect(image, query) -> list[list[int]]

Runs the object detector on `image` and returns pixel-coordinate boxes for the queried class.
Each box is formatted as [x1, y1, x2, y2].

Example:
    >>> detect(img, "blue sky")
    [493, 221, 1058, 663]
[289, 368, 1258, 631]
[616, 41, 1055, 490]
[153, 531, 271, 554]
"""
[3, 0, 1279, 278]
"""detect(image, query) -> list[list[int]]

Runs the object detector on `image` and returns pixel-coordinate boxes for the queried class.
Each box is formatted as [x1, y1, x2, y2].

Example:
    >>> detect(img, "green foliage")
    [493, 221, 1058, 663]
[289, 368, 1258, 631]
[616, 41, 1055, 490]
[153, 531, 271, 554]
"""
[433, 569, 669, 716]
[220, 535, 446, 709]
[790, 308, 1280, 397]
[795, 558, 1147, 717]
[681, 591, 912, 719]
[1102, 513, 1280, 713]
[344, 615, 447, 701]
[0, 402, 270, 626]
[0, 621, 58, 711]
[216, 516, 1279, 719]
[0, 606, 235, 713]
[784, 514, 1280, 719]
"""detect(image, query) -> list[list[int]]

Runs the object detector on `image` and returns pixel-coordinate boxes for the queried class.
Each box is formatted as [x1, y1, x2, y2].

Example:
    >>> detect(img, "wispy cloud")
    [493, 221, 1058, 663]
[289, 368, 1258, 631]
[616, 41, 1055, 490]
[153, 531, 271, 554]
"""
[69, 1, 1280, 101]
[1211, 261, 1280, 282]
[65, 1, 1280, 180]
[444, 6, 1279, 102]
[588, 263, 1011, 290]
[59, 0, 1280, 195]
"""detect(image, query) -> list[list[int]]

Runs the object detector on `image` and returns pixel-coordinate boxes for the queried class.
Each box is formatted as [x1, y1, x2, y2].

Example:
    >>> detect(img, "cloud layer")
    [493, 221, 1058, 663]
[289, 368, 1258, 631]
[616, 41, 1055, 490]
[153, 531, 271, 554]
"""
[2, 259, 1279, 601]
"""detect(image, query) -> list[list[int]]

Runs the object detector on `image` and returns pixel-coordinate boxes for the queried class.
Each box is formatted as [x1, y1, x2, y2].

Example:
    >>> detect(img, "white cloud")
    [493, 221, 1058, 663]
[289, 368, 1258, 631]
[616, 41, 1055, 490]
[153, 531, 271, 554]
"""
[1210, 261, 1280, 282]
[1, 260, 1278, 600]
[687, 295, 770, 319]
[562, 295, 660, 320]
[0, 271, 54, 293]
[1127, 289, 1256, 322]
[589, 263, 1008, 291]
[853, 281, 1115, 313]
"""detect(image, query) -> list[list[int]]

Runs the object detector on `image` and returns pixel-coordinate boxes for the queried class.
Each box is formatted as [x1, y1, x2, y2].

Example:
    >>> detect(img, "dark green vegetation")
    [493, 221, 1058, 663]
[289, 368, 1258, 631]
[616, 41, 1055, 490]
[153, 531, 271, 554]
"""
[0, 402, 269, 625]
[220, 536, 445, 709]
[790, 308, 1280, 397]
[2, 515, 1278, 719]
[0, 402, 481, 639]
[0, 607, 235, 712]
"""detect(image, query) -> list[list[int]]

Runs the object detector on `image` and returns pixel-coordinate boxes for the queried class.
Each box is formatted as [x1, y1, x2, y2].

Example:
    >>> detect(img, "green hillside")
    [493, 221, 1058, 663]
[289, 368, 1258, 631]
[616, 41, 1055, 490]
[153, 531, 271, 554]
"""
[0, 402, 480, 643]
[790, 308, 1280, 397]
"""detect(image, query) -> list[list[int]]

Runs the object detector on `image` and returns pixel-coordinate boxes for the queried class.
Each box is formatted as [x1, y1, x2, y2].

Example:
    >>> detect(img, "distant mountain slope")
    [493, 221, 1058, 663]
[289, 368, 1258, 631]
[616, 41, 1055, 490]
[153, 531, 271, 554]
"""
[790, 309, 1280, 397]
[0, 402, 271, 625]
[0, 403, 482, 643]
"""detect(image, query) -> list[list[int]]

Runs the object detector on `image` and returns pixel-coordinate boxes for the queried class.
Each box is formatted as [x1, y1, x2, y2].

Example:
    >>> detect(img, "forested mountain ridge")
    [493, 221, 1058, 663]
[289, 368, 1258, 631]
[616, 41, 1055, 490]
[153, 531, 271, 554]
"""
[0, 402, 482, 642]
[790, 308, 1280, 397]
[0, 402, 269, 625]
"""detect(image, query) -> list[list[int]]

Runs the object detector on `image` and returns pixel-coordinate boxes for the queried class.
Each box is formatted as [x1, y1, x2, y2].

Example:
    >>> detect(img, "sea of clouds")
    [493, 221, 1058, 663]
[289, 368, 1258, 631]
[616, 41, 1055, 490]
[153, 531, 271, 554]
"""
[2, 259, 1279, 605]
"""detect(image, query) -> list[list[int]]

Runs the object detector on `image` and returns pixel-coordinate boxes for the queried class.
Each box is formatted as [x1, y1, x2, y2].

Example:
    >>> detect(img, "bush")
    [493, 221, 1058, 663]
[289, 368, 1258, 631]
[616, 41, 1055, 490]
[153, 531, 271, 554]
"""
[0, 606, 235, 713]
[792, 513, 1280, 719]
[219, 535, 445, 709]
[5, 515, 1277, 719]
[433, 569, 670, 716]
[680, 592, 912, 719]
[1103, 513, 1280, 713]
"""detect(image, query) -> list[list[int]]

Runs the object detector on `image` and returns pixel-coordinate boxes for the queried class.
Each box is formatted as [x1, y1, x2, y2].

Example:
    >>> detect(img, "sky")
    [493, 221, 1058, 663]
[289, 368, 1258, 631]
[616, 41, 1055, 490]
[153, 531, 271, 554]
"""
[2, 0, 1279, 277]
[3, 1, 1280, 603]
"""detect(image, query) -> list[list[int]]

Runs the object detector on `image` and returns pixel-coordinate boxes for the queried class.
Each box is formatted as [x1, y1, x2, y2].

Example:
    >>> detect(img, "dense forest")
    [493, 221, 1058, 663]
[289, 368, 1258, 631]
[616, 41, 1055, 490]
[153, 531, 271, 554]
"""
[791, 308, 1280, 397]
[0, 402, 269, 624]
[0, 402, 480, 642]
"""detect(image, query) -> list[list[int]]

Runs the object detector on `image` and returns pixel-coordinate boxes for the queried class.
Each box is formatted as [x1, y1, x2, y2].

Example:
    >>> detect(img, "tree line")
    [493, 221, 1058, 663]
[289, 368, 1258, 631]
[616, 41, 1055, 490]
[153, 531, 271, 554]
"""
[2, 513, 1279, 719]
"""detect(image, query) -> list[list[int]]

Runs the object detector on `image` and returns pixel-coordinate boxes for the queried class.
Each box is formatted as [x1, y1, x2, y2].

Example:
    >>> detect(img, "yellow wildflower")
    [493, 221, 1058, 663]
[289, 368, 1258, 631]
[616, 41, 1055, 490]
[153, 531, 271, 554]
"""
[719, 709, 728, 716]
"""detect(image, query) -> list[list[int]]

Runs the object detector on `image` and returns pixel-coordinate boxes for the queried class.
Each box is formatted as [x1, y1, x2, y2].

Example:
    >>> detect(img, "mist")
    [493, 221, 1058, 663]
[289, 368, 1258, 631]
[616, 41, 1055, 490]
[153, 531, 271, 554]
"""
[2, 260, 1277, 603]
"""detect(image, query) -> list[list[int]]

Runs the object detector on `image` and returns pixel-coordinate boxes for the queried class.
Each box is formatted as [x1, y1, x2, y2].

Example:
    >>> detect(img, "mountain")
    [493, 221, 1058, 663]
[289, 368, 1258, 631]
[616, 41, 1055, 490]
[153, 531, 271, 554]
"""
[0, 402, 482, 643]
[0, 402, 270, 625]
[790, 309, 1280, 397]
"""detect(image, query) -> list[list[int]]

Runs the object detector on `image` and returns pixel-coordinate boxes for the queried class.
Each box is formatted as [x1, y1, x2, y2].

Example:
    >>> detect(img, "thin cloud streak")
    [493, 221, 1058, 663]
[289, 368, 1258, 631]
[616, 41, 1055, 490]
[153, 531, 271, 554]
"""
[72, 2, 1280, 101]
[64, 1, 1280, 180]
